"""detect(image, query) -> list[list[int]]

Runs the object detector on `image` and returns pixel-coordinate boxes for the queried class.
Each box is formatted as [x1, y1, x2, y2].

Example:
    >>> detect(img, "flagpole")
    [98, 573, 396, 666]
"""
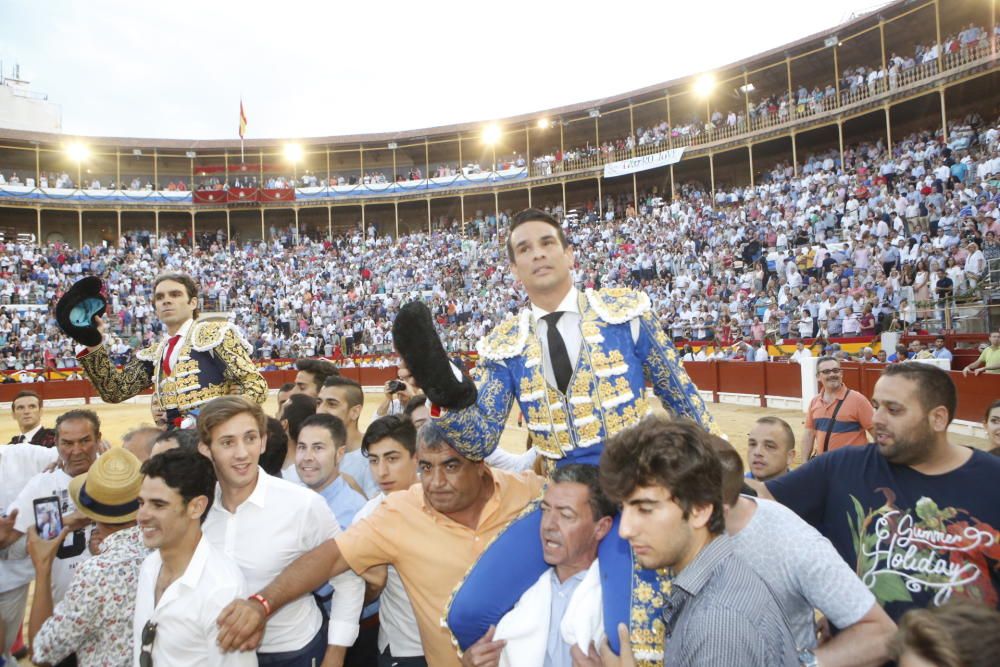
[239, 96, 247, 164]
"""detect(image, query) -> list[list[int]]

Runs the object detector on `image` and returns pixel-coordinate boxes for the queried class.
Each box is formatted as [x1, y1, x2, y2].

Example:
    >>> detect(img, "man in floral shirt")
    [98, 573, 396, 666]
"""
[27, 448, 147, 667]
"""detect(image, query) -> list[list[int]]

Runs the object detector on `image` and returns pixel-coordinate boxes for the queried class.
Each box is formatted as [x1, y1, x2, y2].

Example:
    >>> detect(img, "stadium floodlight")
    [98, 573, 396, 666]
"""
[694, 73, 716, 98]
[66, 142, 89, 162]
[388, 142, 398, 150]
[588, 109, 601, 119]
[537, 118, 551, 129]
[739, 83, 756, 94]
[482, 124, 501, 145]
[185, 151, 197, 159]
[824, 35, 839, 48]
[284, 143, 303, 163]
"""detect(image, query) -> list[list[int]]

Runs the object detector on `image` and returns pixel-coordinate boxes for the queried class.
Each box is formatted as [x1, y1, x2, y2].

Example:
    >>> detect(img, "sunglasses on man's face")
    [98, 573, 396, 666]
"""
[139, 621, 157, 667]
[818, 368, 842, 376]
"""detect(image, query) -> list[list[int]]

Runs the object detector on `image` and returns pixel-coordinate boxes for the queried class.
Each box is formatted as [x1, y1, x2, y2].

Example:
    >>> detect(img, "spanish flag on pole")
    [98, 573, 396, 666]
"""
[239, 99, 247, 163]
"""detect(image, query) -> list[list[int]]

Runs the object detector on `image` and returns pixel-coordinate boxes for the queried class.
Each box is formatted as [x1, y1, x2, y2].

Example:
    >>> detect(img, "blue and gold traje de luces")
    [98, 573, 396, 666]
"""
[437, 287, 719, 665]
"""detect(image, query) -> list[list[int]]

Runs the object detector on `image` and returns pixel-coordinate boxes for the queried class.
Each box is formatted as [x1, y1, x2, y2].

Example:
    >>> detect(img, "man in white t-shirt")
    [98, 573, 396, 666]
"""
[134, 447, 256, 667]
[789, 341, 813, 364]
[0, 440, 59, 662]
[0, 410, 100, 607]
[353, 415, 424, 666]
[712, 440, 896, 667]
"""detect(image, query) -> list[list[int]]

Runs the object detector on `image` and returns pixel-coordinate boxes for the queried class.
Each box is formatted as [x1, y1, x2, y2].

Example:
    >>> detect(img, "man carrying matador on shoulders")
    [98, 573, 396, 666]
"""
[394, 208, 720, 665]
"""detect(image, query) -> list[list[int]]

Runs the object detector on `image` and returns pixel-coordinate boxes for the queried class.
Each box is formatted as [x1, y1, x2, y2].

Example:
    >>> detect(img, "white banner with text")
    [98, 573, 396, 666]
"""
[603, 147, 686, 178]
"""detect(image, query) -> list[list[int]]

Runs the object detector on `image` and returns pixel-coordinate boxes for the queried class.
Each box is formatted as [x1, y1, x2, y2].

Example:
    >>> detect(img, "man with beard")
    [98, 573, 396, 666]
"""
[754, 363, 1000, 622]
[802, 356, 874, 460]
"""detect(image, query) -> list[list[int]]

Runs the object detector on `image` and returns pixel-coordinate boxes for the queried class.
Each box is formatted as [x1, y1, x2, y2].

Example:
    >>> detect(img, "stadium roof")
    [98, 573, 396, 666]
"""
[0, 0, 925, 149]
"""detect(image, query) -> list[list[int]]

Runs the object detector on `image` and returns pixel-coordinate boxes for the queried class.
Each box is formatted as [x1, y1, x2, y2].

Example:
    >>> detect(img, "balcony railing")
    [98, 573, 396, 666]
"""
[535, 37, 999, 178]
[0, 39, 996, 206]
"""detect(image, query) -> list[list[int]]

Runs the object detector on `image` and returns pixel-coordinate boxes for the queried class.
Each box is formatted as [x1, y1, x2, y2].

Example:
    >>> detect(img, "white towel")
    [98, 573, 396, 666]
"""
[560, 560, 605, 654]
[494, 560, 605, 667]
[495, 569, 552, 667]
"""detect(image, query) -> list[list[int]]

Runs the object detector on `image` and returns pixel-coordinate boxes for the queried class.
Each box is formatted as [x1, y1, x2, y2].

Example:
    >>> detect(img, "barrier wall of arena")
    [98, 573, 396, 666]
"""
[6, 362, 995, 425]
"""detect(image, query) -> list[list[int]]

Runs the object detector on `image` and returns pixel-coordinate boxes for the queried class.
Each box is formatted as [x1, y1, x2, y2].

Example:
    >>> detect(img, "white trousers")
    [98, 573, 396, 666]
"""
[0, 582, 29, 660]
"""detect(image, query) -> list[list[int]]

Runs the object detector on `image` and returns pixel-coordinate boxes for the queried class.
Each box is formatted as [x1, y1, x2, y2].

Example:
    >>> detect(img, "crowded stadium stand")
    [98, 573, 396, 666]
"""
[0, 0, 998, 416]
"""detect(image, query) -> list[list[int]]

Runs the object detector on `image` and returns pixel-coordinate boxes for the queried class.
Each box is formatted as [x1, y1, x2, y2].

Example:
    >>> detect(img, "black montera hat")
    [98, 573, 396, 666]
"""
[393, 301, 477, 411]
[55, 276, 107, 347]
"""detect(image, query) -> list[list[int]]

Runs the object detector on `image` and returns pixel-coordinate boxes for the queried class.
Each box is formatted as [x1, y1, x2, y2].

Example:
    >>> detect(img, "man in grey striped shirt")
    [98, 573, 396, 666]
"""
[597, 418, 801, 667]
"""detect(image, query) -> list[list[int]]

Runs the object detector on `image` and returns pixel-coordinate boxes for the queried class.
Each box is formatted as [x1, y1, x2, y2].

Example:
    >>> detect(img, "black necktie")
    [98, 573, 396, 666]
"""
[542, 312, 573, 395]
[11, 434, 24, 444]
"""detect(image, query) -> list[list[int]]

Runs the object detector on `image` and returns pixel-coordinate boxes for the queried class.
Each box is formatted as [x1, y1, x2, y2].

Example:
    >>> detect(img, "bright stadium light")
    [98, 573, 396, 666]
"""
[482, 124, 501, 145]
[284, 143, 303, 163]
[537, 118, 551, 129]
[66, 142, 89, 162]
[694, 73, 716, 98]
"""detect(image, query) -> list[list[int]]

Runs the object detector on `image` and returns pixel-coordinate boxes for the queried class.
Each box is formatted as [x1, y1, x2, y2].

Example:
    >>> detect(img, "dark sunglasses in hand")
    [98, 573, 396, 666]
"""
[139, 620, 157, 667]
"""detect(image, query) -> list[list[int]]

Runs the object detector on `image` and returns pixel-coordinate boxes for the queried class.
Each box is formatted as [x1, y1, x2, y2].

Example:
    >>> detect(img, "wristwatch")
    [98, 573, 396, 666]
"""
[798, 648, 819, 667]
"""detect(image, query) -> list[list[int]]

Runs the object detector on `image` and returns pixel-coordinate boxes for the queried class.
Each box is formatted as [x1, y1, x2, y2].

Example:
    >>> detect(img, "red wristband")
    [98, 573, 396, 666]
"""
[249, 593, 271, 617]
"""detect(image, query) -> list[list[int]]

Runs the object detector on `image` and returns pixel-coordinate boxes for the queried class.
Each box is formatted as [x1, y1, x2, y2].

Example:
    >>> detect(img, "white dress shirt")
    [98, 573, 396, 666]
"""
[353, 494, 423, 657]
[201, 468, 364, 652]
[485, 447, 539, 473]
[161, 319, 193, 373]
[133, 535, 257, 667]
[530, 288, 641, 391]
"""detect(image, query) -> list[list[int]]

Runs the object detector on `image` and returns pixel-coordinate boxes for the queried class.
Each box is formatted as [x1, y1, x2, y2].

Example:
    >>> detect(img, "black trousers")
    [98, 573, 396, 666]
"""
[345, 617, 380, 667]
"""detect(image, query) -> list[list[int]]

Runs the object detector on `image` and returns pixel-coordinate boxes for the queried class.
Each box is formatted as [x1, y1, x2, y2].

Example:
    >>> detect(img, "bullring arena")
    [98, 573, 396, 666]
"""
[3, 0, 1000, 664]
[0, 387, 989, 462]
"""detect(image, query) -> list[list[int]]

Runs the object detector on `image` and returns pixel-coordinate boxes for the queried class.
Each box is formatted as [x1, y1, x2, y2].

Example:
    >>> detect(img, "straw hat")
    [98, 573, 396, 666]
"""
[68, 448, 142, 524]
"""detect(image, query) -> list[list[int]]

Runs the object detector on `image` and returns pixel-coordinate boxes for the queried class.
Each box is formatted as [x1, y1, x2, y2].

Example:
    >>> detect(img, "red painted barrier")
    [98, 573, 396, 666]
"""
[717, 362, 767, 405]
[9, 363, 998, 426]
[360, 367, 398, 387]
[681, 362, 717, 394]
[764, 362, 802, 398]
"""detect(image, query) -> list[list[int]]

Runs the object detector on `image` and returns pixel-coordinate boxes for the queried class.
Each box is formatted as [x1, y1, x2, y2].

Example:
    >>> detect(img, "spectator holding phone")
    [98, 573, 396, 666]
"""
[0, 409, 102, 659]
[27, 448, 146, 667]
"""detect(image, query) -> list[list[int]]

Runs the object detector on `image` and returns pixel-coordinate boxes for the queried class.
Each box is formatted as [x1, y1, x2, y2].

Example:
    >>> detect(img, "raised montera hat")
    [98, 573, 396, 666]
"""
[55, 276, 107, 347]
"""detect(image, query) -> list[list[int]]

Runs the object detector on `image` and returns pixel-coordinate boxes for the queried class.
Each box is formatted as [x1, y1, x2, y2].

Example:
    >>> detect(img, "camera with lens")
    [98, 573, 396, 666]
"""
[387, 379, 407, 394]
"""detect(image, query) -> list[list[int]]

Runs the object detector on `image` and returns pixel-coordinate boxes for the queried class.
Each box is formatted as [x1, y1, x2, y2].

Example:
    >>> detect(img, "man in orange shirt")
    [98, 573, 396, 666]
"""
[802, 356, 874, 459]
[213, 421, 544, 667]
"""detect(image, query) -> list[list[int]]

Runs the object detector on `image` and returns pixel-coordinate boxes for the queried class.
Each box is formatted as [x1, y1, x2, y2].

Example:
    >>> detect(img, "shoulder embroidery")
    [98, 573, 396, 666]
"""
[476, 310, 531, 360]
[585, 287, 651, 324]
[135, 342, 161, 362]
[191, 320, 253, 354]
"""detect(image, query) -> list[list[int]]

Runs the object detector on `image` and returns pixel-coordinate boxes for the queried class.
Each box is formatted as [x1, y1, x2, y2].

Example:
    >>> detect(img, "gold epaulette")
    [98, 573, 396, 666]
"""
[135, 343, 160, 363]
[585, 287, 651, 324]
[191, 320, 252, 353]
[475, 310, 531, 361]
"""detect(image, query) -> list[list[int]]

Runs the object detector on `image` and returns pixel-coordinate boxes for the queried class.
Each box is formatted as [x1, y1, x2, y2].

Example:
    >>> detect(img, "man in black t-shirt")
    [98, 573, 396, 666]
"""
[753, 363, 1000, 623]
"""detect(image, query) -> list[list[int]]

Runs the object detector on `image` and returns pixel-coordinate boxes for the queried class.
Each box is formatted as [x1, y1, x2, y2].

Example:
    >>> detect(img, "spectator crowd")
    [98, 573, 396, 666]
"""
[0, 108, 998, 376]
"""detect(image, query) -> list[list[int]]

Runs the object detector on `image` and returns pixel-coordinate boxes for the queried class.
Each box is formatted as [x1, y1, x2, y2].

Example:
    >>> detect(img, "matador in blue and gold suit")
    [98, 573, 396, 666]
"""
[434, 286, 719, 665]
